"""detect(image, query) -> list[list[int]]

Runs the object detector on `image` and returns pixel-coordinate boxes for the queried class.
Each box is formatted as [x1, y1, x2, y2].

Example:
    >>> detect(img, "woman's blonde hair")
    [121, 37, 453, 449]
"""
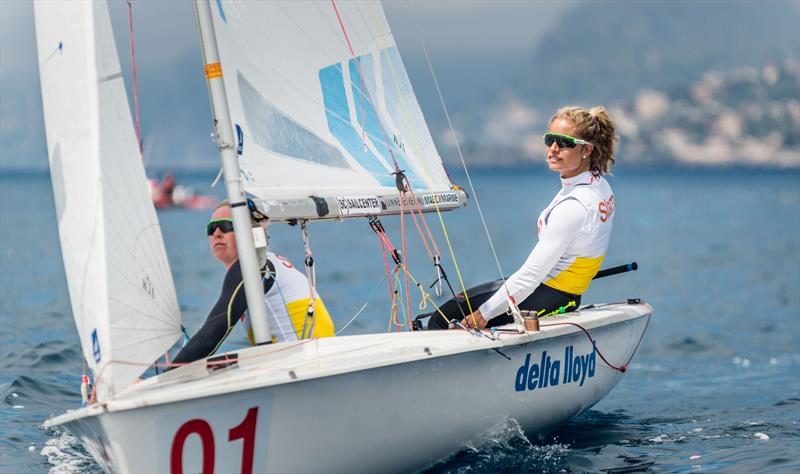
[550, 106, 619, 175]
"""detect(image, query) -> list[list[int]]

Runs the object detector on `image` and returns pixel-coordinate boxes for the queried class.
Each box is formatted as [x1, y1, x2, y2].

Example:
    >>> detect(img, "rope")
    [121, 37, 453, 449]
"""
[334, 0, 484, 329]
[540, 313, 652, 373]
[300, 222, 318, 339]
[336, 274, 390, 335]
[359, 1, 475, 317]
[402, 192, 434, 260]
[373, 221, 399, 330]
[390, 268, 408, 331]
[405, 1, 515, 314]
[87, 338, 319, 404]
[330, 0, 400, 173]
[399, 190, 413, 330]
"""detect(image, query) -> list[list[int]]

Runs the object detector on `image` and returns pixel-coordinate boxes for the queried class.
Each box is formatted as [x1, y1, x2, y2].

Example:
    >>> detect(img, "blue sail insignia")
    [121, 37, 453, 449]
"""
[91, 329, 101, 363]
[319, 48, 422, 188]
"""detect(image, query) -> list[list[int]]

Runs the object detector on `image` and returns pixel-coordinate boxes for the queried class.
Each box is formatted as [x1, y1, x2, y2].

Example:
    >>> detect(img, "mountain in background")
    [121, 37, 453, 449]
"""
[441, 0, 800, 168]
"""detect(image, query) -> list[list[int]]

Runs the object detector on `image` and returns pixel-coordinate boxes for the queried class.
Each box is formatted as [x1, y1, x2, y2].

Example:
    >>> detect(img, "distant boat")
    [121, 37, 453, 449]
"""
[149, 172, 218, 210]
[34, 1, 652, 472]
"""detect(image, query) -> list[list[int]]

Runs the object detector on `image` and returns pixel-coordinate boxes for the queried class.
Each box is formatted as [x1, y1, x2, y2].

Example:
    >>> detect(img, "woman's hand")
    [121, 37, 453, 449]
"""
[460, 310, 487, 329]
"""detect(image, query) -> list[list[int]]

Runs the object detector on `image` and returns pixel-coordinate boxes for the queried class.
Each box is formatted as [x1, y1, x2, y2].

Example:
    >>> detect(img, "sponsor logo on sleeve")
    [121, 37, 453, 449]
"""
[599, 195, 615, 222]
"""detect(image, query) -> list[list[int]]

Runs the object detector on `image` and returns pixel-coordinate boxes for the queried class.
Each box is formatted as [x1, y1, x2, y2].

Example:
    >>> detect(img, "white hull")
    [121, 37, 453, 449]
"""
[47, 303, 651, 473]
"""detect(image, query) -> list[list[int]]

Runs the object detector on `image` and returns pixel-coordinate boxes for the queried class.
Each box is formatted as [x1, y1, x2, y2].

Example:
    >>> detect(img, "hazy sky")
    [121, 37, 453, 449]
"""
[0, 0, 568, 170]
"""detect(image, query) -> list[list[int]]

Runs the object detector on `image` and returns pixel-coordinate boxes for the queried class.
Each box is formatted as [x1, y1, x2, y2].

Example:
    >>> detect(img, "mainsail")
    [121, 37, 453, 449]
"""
[34, 0, 182, 401]
[208, 0, 466, 220]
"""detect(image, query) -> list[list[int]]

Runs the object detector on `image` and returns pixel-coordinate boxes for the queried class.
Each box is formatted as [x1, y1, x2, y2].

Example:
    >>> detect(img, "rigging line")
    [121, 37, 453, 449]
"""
[107, 295, 180, 329]
[400, 191, 413, 331]
[126, 0, 143, 155]
[406, 0, 512, 308]
[541, 314, 651, 373]
[407, 175, 476, 318]
[106, 326, 179, 334]
[408, 273, 450, 323]
[372, 220, 399, 255]
[335, 273, 388, 334]
[108, 337, 318, 373]
[365, 2, 474, 316]
[109, 331, 186, 353]
[364, 1, 442, 194]
[368, 217, 410, 330]
[312, 0, 350, 51]
[389, 268, 407, 330]
[234, 53, 398, 177]
[390, 268, 402, 332]
[376, 224, 396, 323]
[330, 0, 401, 173]
[335, 2, 463, 326]
[402, 192, 433, 260]
[278, 2, 396, 173]
[300, 222, 319, 338]
[364, 1, 445, 206]
[403, 184, 441, 256]
[359, 32, 447, 254]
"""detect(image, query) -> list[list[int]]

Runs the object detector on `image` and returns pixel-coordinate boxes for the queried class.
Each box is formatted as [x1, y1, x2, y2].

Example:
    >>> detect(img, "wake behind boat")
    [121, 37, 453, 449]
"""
[34, 0, 652, 471]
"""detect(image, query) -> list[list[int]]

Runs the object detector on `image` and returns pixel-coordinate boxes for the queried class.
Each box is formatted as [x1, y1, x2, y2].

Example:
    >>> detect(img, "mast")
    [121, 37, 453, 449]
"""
[193, 0, 272, 344]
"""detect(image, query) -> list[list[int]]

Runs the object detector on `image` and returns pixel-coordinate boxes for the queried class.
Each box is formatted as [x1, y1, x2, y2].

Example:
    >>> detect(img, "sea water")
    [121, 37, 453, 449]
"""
[1, 167, 798, 473]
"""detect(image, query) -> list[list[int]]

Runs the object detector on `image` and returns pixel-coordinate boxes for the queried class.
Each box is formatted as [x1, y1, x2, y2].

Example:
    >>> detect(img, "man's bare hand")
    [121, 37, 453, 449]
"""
[460, 310, 487, 329]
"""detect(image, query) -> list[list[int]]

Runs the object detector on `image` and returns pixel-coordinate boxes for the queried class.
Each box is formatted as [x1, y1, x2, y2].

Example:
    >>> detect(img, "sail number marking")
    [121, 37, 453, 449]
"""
[170, 407, 259, 474]
[142, 276, 155, 299]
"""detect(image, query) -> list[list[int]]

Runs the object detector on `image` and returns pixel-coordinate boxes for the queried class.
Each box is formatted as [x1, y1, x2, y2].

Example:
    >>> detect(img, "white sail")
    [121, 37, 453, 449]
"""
[34, 0, 182, 401]
[208, 0, 465, 219]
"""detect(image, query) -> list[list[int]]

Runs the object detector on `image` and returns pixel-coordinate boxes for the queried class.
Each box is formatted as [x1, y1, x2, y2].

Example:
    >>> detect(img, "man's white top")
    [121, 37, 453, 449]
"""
[242, 251, 314, 343]
[479, 171, 615, 321]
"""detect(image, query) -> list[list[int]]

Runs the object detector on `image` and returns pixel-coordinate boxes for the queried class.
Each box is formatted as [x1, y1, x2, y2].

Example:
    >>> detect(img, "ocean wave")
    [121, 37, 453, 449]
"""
[422, 417, 570, 473]
[40, 427, 99, 474]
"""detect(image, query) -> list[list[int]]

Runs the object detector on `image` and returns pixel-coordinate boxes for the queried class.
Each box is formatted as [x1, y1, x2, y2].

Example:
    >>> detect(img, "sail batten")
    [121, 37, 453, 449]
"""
[209, 0, 464, 217]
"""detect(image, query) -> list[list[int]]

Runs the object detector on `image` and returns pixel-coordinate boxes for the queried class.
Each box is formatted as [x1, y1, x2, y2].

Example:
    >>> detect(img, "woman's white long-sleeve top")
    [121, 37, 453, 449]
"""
[478, 171, 615, 321]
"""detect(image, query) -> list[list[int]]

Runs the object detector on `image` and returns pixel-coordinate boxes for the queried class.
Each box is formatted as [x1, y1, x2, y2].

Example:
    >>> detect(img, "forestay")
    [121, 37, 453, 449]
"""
[34, 0, 182, 401]
[209, 0, 466, 220]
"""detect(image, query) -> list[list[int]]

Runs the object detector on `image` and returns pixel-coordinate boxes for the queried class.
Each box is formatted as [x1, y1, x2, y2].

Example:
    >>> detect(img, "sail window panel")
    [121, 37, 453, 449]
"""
[238, 72, 352, 169]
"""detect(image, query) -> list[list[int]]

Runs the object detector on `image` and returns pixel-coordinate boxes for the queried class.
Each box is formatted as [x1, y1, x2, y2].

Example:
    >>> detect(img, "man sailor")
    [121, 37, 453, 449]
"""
[171, 203, 335, 365]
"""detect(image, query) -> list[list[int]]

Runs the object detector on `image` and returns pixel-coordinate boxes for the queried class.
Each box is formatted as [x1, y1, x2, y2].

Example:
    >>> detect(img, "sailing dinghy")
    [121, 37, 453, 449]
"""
[35, 1, 652, 472]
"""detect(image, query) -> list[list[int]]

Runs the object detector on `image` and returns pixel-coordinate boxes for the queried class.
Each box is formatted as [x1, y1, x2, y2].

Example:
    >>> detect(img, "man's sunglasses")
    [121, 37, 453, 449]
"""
[543, 132, 592, 149]
[206, 218, 234, 236]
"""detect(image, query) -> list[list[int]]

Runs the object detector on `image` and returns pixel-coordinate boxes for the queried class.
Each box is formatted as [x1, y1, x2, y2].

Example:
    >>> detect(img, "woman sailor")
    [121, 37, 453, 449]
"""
[427, 106, 619, 329]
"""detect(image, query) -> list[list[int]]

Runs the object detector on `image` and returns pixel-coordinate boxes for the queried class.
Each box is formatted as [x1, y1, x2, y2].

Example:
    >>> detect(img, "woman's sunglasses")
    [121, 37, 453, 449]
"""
[206, 218, 234, 236]
[543, 132, 592, 149]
